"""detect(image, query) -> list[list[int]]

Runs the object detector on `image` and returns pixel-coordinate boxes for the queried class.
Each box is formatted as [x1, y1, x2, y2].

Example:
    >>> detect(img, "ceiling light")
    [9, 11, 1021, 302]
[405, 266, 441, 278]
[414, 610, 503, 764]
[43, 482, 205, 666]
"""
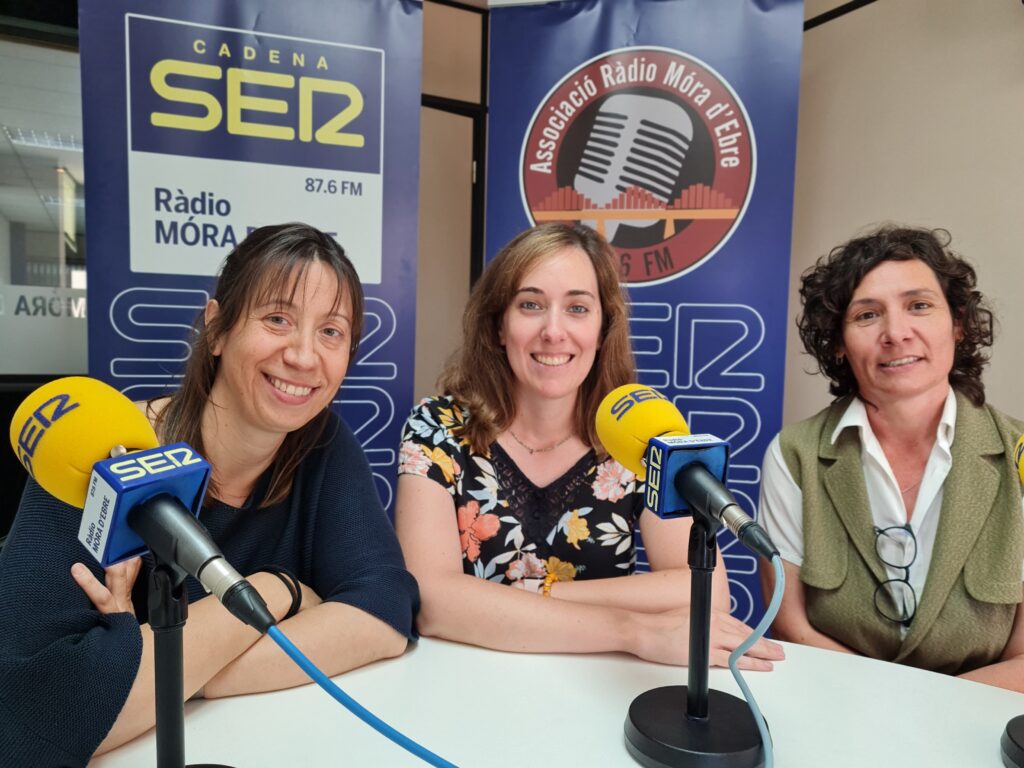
[40, 194, 85, 208]
[3, 125, 83, 152]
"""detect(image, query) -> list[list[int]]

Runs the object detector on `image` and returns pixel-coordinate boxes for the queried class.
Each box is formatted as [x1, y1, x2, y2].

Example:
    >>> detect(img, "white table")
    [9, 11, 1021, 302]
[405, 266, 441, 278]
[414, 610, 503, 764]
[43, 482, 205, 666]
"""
[91, 638, 1024, 767]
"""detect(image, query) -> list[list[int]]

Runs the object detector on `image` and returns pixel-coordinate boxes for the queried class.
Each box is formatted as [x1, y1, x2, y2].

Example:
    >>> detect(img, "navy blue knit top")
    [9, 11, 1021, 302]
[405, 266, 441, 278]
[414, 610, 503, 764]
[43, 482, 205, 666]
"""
[0, 411, 418, 767]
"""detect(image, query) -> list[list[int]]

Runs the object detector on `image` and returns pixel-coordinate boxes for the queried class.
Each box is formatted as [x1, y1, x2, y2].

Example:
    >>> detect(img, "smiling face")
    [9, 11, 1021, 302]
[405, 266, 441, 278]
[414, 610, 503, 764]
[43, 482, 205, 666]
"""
[498, 246, 603, 410]
[839, 258, 959, 408]
[208, 259, 353, 442]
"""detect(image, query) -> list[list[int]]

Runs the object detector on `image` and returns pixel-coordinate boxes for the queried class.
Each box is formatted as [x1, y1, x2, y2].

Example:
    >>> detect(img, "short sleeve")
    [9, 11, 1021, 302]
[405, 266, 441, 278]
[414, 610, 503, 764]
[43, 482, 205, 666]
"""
[307, 416, 419, 639]
[397, 396, 468, 496]
[758, 434, 806, 566]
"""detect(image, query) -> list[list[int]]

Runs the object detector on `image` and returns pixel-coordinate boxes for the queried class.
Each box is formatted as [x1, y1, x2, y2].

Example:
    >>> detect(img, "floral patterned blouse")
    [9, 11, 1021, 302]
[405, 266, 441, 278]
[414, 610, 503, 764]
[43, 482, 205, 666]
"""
[398, 395, 645, 586]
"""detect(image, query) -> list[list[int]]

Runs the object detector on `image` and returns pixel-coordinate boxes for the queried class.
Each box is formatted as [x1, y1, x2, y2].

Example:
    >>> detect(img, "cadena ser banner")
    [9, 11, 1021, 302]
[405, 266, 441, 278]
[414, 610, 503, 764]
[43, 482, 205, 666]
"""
[80, 0, 422, 511]
[487, 0, 804, 623]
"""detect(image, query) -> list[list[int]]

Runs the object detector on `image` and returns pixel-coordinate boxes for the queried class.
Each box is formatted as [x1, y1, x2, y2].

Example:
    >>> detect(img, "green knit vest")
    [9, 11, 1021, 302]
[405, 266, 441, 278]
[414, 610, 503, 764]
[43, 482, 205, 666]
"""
[778, 391, 1024, 674]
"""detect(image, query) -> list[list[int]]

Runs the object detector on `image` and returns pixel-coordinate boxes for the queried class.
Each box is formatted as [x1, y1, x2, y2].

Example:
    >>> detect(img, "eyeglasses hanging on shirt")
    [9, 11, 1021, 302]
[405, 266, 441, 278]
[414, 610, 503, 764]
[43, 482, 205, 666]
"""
[873, 523, 918, 627]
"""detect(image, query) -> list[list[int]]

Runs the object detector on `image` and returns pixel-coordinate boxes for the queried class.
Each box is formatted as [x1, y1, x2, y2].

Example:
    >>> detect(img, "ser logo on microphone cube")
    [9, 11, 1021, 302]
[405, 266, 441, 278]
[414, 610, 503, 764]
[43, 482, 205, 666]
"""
[79, 443, 211, 567]
[643, 434, 730, 519]
[108, 445, 203, 481]
[645, 444, 664, 511]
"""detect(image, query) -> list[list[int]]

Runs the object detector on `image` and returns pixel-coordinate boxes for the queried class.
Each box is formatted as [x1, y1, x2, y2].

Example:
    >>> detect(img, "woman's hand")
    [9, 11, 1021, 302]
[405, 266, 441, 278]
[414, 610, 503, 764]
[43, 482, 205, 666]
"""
[631, 607, 785, 670]
[707, 609, 785, 669]
[71, 557, 142, 617]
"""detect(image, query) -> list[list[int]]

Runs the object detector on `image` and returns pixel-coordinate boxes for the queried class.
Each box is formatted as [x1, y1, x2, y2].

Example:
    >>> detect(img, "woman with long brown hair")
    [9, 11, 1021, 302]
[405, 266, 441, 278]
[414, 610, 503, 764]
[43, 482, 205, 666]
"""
[396, 222, 782, 666]
[0, 223, 418, 764]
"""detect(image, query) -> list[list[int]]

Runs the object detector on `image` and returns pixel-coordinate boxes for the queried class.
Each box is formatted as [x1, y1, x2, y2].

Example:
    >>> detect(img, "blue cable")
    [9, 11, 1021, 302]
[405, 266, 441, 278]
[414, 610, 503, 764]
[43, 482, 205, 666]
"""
[266, 625, 458, 767]
[727, 554, 785, 768]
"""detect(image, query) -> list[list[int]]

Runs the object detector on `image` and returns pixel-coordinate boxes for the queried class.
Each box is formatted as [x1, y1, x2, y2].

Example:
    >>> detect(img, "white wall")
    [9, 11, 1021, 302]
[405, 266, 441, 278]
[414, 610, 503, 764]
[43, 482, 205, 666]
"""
[415, 2, 483, 401]
[416, 108, 474, 400]
[786, 0, 1024, 422]
[0, 209, 9, 284]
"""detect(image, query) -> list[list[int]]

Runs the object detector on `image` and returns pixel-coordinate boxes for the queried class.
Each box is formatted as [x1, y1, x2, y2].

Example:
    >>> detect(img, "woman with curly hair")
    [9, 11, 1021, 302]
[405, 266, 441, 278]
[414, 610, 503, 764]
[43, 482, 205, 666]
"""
[759, 224, 1024, 690]
[395, 222, 783, 668]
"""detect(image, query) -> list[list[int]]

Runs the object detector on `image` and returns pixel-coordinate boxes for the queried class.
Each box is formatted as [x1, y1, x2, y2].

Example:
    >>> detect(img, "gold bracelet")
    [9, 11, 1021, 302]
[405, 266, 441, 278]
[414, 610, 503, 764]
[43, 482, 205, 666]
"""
[541, 573, 558, 598]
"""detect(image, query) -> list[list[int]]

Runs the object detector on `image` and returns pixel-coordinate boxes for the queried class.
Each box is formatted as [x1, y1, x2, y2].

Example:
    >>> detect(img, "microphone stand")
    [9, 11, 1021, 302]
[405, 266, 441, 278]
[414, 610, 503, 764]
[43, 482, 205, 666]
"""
[624, 514, 764, 767]
[147, 556, 232, 768]
[1003, 715, 1024, 767]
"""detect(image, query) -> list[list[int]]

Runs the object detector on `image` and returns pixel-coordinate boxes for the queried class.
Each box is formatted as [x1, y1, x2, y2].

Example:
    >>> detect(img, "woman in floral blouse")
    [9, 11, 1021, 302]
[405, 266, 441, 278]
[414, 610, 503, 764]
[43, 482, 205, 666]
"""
[395, 223, 782, 668]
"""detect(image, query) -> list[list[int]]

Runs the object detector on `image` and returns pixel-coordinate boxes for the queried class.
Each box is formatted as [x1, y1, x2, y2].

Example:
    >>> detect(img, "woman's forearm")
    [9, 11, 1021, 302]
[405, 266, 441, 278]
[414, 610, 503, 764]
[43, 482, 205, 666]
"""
[549, 567, 730, 613]
[203, 601, 408, 698]
[416, 571, 781, 669]
[418, 571, 636, 654]
[958, 655, 1024, 693]
[94, 571, 295, 756]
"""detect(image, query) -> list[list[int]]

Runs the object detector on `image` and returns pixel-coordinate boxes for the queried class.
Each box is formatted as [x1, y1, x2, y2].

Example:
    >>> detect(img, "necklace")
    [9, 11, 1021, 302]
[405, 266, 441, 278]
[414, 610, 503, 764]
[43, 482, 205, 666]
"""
[900, 478, 922, 495]
[507, 429, 573, 455]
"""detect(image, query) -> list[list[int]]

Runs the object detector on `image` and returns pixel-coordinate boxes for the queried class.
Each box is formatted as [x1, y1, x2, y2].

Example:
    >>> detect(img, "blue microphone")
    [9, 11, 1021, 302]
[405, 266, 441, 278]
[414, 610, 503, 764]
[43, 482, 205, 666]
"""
[11, 377, 276, 633]
[597, 384, 778, 560]
[80, 443, 211, 566]
[80, 444, 276, 634]
[642, 433, 730, 517]
[654, 435, 777, 561]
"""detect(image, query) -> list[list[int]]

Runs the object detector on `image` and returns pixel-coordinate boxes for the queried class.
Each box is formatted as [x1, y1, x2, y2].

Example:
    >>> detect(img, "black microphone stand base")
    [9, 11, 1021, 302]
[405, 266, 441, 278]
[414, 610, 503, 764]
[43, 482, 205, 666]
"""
[625, 686, 764, 768]
[1002, 715, 1024, 767]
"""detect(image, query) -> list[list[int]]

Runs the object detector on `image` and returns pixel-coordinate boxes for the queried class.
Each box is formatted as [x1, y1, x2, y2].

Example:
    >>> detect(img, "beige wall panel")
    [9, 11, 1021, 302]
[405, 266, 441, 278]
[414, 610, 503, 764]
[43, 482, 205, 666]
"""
[786, 0, 1024, 423]
[415, 107, 474, 402]
[423, 2, 483, 103]
[803, 0, 848, 20]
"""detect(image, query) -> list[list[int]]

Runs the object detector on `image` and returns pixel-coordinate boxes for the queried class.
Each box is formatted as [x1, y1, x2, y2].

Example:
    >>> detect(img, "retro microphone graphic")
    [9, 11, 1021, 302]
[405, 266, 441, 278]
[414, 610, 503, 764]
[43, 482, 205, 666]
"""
[573, 92, 693, 241]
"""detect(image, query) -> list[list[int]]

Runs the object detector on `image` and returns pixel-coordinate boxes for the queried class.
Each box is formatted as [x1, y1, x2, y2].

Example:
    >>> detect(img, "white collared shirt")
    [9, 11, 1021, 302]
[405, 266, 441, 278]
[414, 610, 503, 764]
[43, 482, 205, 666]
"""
[759, 388, 1024, 632]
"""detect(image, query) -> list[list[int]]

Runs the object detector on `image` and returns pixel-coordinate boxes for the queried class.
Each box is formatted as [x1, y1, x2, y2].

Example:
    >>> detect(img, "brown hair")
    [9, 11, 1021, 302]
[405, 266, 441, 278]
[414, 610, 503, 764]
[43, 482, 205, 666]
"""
[798, 224, 993, 406]
[441, 223, 634, 454]
[156, 223, 364, 506]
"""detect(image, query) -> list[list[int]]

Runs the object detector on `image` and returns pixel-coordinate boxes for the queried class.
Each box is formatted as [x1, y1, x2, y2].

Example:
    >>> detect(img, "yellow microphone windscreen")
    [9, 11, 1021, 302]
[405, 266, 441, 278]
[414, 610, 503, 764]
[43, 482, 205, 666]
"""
[9, 376, 159, 508]
[1015, 434, 1024, 485]
[595, 384, 689, 479]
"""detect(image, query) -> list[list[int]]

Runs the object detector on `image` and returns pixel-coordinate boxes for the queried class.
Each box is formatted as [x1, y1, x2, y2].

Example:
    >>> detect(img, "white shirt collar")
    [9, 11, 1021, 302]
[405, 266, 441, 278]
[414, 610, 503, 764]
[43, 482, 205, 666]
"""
[830, 387, 958, 451]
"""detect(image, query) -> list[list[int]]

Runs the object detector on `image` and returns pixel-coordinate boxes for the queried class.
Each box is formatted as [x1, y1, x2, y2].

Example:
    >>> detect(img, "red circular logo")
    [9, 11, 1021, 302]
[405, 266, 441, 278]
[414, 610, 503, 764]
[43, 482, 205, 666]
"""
[520, 47, 755, 286]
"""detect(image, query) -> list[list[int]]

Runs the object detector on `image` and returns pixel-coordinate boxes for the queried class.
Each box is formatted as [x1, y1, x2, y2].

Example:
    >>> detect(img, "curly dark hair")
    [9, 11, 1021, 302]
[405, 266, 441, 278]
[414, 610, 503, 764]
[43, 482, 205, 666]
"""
[797, 225, 993, 406]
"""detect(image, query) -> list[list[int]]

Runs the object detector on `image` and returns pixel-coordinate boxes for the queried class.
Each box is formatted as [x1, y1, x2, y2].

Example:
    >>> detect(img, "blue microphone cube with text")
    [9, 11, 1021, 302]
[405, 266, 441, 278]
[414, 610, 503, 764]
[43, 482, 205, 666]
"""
[644, 434, 730, 518]
[78, 443, 211, 566]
